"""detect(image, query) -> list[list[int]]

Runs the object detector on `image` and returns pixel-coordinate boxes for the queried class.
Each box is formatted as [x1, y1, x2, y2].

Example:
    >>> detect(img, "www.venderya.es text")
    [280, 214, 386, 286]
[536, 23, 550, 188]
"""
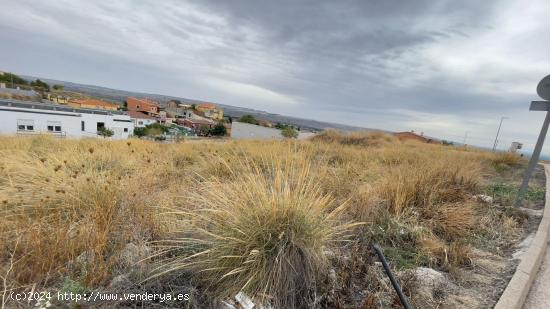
[10, 291, 190, 304]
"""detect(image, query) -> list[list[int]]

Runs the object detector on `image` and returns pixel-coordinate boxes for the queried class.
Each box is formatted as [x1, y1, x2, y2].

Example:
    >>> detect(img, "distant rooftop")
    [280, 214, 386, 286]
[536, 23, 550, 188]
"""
[128, 110, 156, 119]
[70, 98, 119, 108]
[0, 98, 126, 116]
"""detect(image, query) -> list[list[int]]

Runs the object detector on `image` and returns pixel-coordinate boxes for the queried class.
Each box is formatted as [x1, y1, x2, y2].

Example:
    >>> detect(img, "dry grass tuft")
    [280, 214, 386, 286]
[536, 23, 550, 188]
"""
[489, 152, 524, 168]
[152, 159, 359, 307]
[310, 129, 397, 147]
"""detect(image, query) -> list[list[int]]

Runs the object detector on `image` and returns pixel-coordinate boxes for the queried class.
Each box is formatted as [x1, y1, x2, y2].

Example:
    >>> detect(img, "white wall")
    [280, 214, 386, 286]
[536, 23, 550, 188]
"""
[82, 113, 134, 139]
[133, 118, 157, 128]
[230, 122, 316, 140]
[0, 104, 133, 139]
[231, 121, 283, 140]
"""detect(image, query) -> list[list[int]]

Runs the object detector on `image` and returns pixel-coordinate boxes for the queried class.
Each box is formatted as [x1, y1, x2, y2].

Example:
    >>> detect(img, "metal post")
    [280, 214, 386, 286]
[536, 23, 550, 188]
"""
[372, 244, 412, 309]
[492, 117, 507, 152]
[515, 110, 550, 207]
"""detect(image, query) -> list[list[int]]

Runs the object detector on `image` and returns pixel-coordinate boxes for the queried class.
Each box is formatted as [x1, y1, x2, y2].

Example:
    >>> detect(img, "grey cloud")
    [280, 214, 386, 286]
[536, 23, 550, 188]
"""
[0, 0, 549, 153]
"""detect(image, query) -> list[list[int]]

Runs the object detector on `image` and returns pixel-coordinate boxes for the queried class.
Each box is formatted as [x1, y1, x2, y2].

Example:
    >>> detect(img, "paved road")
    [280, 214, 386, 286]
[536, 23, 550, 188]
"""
[524, 164, 550, 308]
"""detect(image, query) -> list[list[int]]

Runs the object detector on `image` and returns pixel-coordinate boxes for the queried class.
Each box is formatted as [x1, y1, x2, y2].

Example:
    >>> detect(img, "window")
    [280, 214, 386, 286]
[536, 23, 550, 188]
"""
[47, 121, 62, 133]
[138, 121, 143, 125]
[124, 128, 128, 132]
[97, 122, 105, 130]
[81, 121, 85, 131]
[17, 119, 34, 131]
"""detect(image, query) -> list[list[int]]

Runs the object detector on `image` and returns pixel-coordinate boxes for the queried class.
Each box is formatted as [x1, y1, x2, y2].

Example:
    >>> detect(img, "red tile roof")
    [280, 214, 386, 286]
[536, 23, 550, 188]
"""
[197, 103, 217, 109]
[128, 110, 156, 120]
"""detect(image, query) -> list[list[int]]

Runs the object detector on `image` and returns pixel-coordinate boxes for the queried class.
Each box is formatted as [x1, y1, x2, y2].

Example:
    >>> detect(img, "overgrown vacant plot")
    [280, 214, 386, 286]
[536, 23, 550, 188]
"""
[0, 132, 542, 308]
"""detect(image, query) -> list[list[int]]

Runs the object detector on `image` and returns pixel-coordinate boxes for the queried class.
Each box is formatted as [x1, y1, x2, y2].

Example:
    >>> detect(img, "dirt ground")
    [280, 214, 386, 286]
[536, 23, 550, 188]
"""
[415, 164, 546, 308]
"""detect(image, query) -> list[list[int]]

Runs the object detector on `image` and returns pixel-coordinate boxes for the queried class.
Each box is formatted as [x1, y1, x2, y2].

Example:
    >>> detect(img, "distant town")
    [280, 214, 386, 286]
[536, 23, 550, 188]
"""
[0, 70, 472, 146]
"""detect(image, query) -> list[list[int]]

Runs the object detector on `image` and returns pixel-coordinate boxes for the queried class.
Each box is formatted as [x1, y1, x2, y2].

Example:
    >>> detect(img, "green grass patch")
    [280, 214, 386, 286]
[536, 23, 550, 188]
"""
[484, 183, 545, 205]
[383, 247, 427, 270]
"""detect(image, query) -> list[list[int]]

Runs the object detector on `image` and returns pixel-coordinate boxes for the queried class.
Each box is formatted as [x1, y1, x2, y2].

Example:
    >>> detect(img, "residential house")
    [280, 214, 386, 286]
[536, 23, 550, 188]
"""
[176, 118, 215, 134]
[0, 99, 133, 139]
[195, 103, 223, 120]
[165, 100, 195, 119]
[126, 97, 160, 116]
[68, 99, 119, 111]
[128, 110, 157, 128]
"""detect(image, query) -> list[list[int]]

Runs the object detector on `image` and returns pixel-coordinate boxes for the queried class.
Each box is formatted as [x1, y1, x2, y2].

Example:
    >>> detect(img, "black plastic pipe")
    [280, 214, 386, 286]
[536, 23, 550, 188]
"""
[372, 244, 413, 309]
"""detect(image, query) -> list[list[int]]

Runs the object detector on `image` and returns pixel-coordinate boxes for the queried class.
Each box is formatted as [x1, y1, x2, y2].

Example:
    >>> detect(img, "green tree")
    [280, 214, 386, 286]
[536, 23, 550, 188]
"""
[198, 124, 211, 136]
[281, 127, 298, 139]
[30, 79, 50, 91]
[0, 72, 28, 86]
[146, 123, 169, 134]
[133, 123, 168, 138]
[210, 123, 227, 136]
[133, 127, 147, 137]
[97, 127, 114, 138]
[52, 84, 64, 90]
[239, 114, 258, 125]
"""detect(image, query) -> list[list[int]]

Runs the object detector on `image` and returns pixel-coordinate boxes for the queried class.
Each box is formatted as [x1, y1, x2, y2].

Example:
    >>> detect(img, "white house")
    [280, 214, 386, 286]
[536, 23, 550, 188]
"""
[128, 110, 157, 128]
[0, 99, 133, 139]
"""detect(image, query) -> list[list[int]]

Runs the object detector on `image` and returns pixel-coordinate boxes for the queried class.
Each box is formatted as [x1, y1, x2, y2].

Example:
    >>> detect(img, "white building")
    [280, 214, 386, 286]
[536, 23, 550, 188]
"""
[0, 99, 133, 139]
[128, 110, 157, 128]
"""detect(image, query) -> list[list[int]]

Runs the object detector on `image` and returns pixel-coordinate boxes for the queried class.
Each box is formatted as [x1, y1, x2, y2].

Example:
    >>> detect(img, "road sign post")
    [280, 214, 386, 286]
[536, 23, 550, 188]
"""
[515, 75, 550, 207]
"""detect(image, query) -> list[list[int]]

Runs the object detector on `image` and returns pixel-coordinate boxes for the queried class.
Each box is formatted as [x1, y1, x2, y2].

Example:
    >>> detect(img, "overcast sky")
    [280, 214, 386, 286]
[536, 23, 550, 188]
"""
[1, 0, 549, 153]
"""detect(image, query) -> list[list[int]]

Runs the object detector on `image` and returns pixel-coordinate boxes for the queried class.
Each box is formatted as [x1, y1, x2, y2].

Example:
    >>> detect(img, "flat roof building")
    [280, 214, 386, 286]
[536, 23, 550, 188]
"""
[0, 99, 133, 139]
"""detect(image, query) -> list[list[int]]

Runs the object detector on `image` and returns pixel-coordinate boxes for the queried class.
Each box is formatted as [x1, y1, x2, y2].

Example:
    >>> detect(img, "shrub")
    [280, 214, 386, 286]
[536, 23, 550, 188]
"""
[97, 127, 114, 138]
[210, 123, 227, 136]
[153, 160, 359, 307]
[30, 79, 50, 91]
[375, 160, 478, 215]
[239, 114, 259, 125]
[281, 126, 298, 138]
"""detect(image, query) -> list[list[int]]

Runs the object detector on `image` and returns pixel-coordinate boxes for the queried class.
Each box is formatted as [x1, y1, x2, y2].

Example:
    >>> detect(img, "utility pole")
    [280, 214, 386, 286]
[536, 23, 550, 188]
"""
[515, 75, 550, 207]
[463, 131, 469, 145]
[492, 117, 508, 152]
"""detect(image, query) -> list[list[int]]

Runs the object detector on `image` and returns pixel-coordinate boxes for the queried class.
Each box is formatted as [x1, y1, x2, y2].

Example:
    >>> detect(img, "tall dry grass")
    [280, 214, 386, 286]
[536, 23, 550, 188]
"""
[152, 159, 360, 307]
[0, 131, 527, 307]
